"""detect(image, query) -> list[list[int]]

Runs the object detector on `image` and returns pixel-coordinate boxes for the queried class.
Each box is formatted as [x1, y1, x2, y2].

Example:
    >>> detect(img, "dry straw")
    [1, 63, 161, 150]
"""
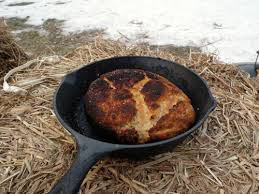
[0, 18, 28, 78]
[0, 37, 258, 194]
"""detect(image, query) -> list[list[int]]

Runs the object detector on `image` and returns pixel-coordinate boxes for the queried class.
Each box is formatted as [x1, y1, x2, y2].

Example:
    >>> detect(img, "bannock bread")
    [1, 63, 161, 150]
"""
[84, 69, 196, 144]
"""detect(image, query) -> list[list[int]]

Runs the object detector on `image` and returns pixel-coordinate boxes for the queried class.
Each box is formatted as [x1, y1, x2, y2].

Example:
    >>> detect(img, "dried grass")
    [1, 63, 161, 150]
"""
[0, 18, 28, 78]
[0, 37, 258, 194]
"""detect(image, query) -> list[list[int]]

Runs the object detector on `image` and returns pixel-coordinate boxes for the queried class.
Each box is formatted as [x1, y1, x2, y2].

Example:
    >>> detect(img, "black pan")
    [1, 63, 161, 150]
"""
[235, 62, 258, 77]
[49, 56, 217, 194]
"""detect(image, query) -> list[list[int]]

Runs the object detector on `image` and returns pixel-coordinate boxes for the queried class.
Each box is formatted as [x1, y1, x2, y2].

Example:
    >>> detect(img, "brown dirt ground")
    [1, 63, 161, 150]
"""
[6, 17, 200, 58]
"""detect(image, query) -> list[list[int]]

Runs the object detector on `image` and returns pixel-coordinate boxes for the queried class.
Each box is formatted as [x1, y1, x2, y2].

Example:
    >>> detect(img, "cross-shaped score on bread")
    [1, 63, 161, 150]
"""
[84, 69, 196, 144]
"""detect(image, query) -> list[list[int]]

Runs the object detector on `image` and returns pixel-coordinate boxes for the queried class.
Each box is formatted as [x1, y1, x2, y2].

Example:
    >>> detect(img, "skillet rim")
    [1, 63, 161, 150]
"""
[53, 56, 217, 149]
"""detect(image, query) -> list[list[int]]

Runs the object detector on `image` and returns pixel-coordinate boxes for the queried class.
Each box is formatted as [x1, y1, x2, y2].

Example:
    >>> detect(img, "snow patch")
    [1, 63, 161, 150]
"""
[1, 0, 259, 63]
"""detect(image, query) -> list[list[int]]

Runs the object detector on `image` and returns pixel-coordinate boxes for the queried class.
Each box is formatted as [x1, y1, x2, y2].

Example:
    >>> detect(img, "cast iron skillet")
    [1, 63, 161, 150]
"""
[49, 56, 217, 194]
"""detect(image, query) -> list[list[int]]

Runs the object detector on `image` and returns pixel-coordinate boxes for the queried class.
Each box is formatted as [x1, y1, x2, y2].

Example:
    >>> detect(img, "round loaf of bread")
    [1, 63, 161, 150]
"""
[84, 69, 196, 144]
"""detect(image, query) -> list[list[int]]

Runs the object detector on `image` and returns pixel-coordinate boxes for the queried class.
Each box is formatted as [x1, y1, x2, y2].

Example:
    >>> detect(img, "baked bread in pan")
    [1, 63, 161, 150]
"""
[84, 69, 196, 144]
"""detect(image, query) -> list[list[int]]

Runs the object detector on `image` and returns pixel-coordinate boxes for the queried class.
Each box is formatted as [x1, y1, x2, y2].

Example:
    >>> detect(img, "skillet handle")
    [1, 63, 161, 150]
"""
[48, 138, 112, 194]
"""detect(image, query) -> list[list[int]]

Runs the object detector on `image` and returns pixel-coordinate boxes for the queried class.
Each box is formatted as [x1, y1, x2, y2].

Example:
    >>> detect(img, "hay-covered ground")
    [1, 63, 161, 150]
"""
[0, 19, 28, 78]
[0, 37, 259, 194]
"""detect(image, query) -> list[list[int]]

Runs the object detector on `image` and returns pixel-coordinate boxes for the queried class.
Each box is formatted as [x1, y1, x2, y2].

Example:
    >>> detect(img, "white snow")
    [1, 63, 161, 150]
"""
[1, 0, 259, 63]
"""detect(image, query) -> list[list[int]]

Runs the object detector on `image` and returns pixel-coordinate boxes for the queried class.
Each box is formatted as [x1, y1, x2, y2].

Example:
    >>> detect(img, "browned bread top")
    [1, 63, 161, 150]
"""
[84, 69, 196, 144]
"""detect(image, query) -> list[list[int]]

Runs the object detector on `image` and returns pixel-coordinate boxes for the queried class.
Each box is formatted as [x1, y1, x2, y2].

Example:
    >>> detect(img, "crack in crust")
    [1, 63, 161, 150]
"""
[122, 76, 151, 143]
[84, 69, 196, 144]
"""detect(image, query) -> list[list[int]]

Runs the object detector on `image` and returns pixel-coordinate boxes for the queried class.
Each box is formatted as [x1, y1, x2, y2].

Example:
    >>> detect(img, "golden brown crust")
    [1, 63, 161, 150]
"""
[141, 79, 165, 109]
[84, 69, 196, 144]
[149, 101, 196, 141]
[101, 69, 145, 88]
[84, 78, 136, 127]
[116, 128, 139, 143]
